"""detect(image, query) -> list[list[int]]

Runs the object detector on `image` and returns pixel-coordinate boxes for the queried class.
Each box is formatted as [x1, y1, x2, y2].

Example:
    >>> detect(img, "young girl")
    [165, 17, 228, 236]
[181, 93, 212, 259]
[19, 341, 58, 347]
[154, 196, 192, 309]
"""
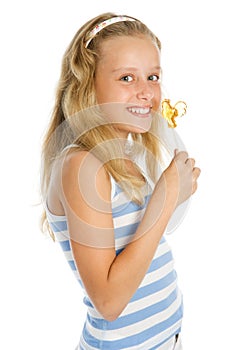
[41, 12, 200, 350]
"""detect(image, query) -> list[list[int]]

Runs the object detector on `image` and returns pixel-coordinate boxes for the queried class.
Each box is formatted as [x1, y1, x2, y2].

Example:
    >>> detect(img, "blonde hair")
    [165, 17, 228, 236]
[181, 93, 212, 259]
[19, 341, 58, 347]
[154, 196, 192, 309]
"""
[40, 12, 166, 236]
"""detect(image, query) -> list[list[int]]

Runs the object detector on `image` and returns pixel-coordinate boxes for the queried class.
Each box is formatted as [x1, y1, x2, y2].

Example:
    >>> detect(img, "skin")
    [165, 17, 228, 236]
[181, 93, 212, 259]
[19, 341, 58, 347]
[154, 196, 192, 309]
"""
[95, 35, 162, 137]
[47, 35, 201, 321]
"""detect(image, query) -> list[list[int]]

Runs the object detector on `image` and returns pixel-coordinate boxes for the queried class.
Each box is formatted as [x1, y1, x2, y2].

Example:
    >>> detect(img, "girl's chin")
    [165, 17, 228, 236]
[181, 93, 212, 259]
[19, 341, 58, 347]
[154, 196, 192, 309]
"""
[115, 121, 152, 136]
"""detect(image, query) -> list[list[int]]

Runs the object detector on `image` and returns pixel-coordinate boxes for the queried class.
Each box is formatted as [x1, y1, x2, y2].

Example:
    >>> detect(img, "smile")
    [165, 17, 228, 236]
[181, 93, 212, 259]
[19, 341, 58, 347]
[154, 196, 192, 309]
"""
[127, 106, 151, 117]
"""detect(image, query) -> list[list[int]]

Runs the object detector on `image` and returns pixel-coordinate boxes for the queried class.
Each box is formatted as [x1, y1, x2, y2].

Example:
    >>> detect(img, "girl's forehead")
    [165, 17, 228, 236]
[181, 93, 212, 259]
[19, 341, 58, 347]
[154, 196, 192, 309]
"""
[97, 35, 160, 66]
[99, 34, 153, 48]
[98, 35, 159, 56]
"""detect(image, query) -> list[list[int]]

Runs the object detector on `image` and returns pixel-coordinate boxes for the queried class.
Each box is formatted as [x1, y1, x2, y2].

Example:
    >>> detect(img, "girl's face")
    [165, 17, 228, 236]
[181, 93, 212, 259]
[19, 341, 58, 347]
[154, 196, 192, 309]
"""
[95, 35, 161, 137]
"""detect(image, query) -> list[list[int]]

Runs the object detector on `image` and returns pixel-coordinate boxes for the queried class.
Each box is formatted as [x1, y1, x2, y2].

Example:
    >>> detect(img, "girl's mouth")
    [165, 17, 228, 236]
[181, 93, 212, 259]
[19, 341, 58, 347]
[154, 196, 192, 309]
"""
[127, 106, 151, 117]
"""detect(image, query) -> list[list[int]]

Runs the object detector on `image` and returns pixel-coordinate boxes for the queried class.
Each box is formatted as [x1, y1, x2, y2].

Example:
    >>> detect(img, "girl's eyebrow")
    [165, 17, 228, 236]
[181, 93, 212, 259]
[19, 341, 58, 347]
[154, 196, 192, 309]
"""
[112, 66, 161, 73]
[112, 67, 138, 73]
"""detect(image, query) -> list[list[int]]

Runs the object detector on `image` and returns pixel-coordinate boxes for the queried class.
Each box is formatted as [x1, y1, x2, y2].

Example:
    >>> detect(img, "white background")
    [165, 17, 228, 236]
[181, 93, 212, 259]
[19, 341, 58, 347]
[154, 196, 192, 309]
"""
[1, 0, 232, 349]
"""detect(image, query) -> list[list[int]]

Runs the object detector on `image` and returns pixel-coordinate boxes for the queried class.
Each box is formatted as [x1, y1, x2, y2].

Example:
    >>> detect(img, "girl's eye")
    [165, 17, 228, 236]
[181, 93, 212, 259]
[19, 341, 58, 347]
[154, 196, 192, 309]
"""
[120, 75, 133, 82]
[148, 74, 160, 82]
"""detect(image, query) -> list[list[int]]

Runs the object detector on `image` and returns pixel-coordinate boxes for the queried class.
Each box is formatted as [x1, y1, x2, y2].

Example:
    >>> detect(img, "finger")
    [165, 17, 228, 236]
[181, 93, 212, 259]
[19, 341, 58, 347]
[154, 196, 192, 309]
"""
[192, 180, 198, 194]
[191, 167, 201, 194]
[175, 150, 189, 161]
[185, 158, 195, 168]
[193, 167, 201, 179]
[174, 148, 179, 156]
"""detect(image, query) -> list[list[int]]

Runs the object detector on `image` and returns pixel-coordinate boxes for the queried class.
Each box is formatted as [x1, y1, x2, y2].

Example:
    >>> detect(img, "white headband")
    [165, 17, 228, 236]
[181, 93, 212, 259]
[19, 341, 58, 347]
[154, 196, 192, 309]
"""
[85, 16, 136, 48]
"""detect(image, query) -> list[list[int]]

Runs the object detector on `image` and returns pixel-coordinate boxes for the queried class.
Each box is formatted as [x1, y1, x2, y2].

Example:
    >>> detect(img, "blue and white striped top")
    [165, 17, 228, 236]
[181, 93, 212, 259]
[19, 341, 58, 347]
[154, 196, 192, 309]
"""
[45, 174, 183, 349]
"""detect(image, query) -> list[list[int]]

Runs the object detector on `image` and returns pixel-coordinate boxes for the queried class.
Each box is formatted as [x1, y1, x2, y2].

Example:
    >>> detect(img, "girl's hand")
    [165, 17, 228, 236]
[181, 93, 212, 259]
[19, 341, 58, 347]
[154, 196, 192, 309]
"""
[159, 150, 201, 208]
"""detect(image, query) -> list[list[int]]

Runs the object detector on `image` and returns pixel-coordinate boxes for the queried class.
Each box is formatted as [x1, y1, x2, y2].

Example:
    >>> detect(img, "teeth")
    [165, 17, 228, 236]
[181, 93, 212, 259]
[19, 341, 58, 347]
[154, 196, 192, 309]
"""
[129, 107, 150, 114]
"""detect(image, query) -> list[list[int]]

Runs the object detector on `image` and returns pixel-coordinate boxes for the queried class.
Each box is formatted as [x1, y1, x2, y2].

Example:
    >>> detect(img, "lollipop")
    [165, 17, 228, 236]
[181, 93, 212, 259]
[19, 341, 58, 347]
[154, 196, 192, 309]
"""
[161, 99, 187, 128]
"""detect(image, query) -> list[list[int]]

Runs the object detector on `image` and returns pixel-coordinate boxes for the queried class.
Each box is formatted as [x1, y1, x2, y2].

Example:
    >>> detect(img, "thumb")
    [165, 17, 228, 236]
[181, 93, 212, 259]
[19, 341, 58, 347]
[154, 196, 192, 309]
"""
[174, 148, 179, 157]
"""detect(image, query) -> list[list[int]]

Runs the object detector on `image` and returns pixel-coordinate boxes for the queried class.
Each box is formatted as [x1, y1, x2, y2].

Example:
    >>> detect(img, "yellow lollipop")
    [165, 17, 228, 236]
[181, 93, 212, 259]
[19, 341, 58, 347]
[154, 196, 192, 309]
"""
[161, 99, 187, 128]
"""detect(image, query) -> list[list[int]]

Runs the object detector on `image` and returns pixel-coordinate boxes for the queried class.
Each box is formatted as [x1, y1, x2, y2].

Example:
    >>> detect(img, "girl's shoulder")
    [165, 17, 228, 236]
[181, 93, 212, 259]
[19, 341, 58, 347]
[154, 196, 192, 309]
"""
[61, 148, 111, 198]
[61, 148, 106, 177]
[49, 148, 112, 217]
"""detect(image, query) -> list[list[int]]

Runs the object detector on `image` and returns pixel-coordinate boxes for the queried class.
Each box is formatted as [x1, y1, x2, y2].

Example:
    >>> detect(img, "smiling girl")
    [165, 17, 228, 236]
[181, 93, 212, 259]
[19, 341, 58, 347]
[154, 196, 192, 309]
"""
[41, 12, 200, 349]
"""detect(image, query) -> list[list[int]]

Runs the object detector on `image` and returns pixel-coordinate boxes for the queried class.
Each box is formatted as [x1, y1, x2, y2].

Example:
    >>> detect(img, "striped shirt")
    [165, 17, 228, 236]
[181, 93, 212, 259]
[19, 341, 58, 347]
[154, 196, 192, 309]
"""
[45, 175, 183, 349]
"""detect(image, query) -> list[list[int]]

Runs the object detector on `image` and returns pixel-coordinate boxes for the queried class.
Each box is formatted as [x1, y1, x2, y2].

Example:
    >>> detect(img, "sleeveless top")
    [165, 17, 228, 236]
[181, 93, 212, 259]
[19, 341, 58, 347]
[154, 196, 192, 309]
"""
[45, 172, 183, 349]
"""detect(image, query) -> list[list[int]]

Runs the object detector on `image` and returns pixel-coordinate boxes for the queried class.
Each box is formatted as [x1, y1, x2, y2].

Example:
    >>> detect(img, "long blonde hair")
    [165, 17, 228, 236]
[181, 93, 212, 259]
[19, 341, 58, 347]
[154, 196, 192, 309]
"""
[41, 12, 166, 235]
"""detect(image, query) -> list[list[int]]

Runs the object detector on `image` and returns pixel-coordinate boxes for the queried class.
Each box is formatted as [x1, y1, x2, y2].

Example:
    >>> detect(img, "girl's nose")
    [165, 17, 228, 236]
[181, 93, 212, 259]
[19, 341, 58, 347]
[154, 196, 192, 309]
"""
[136, 81, 154, 101]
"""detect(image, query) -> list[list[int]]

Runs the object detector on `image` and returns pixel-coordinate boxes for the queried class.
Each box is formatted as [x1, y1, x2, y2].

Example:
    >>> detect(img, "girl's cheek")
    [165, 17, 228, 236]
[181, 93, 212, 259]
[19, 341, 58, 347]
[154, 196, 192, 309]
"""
[153, 92, 161, 109]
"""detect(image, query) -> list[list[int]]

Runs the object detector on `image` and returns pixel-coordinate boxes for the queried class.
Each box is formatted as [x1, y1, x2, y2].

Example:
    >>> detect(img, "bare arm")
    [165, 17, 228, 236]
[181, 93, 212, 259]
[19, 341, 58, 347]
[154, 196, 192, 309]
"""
[59, 150, 200, 321]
